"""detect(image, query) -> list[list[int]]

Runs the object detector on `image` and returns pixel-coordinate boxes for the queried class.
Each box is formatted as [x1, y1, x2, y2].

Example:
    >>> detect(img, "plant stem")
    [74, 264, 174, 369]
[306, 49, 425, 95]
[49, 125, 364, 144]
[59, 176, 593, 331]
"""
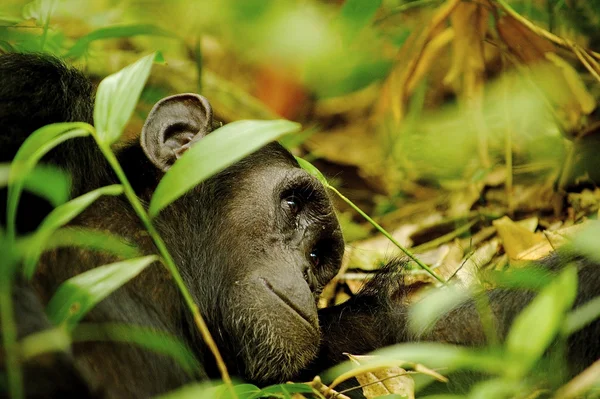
[0, 275, 23, 399]
[327, 186, 445, 284]
[96, 142, 234, 391]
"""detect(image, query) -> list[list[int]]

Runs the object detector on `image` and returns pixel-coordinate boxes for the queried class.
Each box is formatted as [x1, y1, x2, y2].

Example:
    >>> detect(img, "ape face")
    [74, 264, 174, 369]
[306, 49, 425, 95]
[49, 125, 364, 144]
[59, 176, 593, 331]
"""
[135, 93, 344, 382]
[153, 142, 344, 383]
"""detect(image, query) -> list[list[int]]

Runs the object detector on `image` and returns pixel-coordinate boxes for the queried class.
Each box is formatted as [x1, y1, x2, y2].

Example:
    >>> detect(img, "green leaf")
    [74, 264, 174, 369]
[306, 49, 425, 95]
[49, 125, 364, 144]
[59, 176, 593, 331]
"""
[468, 378, 521, 399]
[149, 119, 301, 217]
[43, 227, 141, 259]
[563, 295, 600, 336]
[93, 53, 158, 145]
[72, 322, 201, 376]
[19, 327, 71, 361]
[158, 383, 260, 399]
[22, 185, 124, 279]
[0, 163, 70, 207]
[570, 220, 600, 263]
[249, 383, 313, 398]
[22, 0, 57, 27]
[46, 255, 158, 330]
[505, 265, 578, 376]
[483, 268, 554, 291]
[339, 0, 382, 41]
[66, 25, 177, 59]
[408, 284, 472, 335]
[324, 342, 508, 383]
[6, 122, 92, 238]
[295, 156, 329, 186]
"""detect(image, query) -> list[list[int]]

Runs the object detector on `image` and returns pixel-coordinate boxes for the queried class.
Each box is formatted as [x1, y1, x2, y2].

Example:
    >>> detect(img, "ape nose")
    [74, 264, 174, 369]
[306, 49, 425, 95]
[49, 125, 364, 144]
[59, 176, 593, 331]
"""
[259, 276, 318, 328]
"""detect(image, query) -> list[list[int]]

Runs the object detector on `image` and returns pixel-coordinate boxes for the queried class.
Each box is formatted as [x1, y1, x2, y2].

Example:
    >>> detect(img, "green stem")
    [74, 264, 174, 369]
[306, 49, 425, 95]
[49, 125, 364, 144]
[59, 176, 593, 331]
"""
[0, 276, 23, 399]
[96, 142, 234, 390]
[327, 185, 445, 284]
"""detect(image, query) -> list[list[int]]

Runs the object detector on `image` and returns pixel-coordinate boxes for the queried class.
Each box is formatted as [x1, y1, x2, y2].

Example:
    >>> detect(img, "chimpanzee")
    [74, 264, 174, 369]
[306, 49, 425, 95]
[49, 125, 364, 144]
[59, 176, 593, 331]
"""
[1, 53, 599, 399]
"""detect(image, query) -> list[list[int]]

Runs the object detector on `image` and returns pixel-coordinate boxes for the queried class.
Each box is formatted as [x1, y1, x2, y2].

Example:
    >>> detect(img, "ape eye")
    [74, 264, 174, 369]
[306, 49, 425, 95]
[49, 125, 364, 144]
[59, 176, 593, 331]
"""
[309, 250, 320, 267]
[283, 196, 301, 215]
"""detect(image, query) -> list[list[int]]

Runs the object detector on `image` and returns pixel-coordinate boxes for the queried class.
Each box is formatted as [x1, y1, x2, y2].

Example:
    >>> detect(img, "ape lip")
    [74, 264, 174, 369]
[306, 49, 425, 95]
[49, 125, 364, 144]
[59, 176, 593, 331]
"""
[260, 277, 317, 330]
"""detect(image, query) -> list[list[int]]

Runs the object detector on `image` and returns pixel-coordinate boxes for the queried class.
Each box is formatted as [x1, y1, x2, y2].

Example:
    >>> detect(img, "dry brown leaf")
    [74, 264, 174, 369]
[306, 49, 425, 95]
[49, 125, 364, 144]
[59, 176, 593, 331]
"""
[455, 238, 500, 284]
[493, 216, 545, 260]
[496, 14, 555, 64]
[379, 0, 462, 121]
[347, 354, 416, 399]
[444, 1, 489, 88]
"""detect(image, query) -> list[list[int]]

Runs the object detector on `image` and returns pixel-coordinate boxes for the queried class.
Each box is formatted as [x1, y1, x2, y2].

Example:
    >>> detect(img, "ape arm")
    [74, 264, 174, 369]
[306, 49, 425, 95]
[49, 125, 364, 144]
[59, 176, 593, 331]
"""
[313, 255, 600, 383]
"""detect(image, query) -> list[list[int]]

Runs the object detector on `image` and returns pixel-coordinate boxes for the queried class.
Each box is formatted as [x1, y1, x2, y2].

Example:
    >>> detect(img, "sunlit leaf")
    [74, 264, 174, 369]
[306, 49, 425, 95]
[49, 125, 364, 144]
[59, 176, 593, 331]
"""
[22, 185, 124, 279]
[325, 343, 508, 384]
[149, 119, 301, 217]
[0, 163, 70, 207]
[468, 378, 521, 399]
[6, 122, 92, 238]
[339, 0, 382, 41]
[570, 221, 600, 264]
[94, 53, 158, 145]
[158, 383, 261, 399]
[295, 156, 329, 186]
[44, 227, 141, 259]
[66, 25, 177, 59]
[72, 322, 201, 376]
[563, 295, 600, 336]
[249, 383, 313, 398]
[483, 268, 554, 291]
[19, 327, 71, 361]
[22, 0, 57, 26]
[408, 284, 472, 335]
[505, 265, 578, 376]
[46, 255, 158, 330]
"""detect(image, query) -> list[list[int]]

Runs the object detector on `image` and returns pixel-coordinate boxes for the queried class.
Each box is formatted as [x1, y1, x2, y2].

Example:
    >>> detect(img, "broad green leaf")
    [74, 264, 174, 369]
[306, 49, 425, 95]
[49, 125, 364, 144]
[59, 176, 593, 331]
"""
[22, 0, 57, 27]
[249, 383, 313, 398]
[94, 53, 157, 145]
[483, 268, 554, 291]
[408, 284, 472, 335]
[158, 383, 259, 399]
[0, 15, 22, 25]
[72, 322, 201, 376]
[563, 295, 600, 336]
[505, 265, 578, 376]
[149, 119, 301, 217]
[324, 343, 508, 384]
[6, 122, 92, 238]
[22, 185, 124, 279]
[156, 382, 218, 399]
[66, 25, 176, 59]
[468, 378, 521, 399]
[43, 227, 141, 259]
[570, 221, 600, 263]
[1, 163, 70, 207]
[295, 156, 329, 186]
[279, 127, 316, 150]
[46, 255, 157, 330]
[339, 0, 382, 41]
[19, 327, 71, 361]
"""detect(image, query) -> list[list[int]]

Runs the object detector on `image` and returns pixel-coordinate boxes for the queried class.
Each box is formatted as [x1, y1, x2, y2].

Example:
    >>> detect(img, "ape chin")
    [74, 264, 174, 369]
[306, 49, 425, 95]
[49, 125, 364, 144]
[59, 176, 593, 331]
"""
[224, 290, 321, 383]
[211, 263, 321, 383]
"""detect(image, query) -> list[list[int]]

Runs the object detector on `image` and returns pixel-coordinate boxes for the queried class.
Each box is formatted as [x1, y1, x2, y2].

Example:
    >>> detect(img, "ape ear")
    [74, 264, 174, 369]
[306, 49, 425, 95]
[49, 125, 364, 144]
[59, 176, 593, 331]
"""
[141, 93, 215, 171]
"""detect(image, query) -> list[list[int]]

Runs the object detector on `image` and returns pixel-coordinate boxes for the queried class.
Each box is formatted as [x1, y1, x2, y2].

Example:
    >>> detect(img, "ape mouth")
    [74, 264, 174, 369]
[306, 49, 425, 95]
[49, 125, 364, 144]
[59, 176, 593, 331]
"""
[260, 278, 318, 330]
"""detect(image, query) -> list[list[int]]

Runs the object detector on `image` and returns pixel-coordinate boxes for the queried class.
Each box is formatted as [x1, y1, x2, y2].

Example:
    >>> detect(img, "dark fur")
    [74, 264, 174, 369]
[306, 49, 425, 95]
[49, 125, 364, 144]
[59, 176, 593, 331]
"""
[1, 53, 599, 399]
